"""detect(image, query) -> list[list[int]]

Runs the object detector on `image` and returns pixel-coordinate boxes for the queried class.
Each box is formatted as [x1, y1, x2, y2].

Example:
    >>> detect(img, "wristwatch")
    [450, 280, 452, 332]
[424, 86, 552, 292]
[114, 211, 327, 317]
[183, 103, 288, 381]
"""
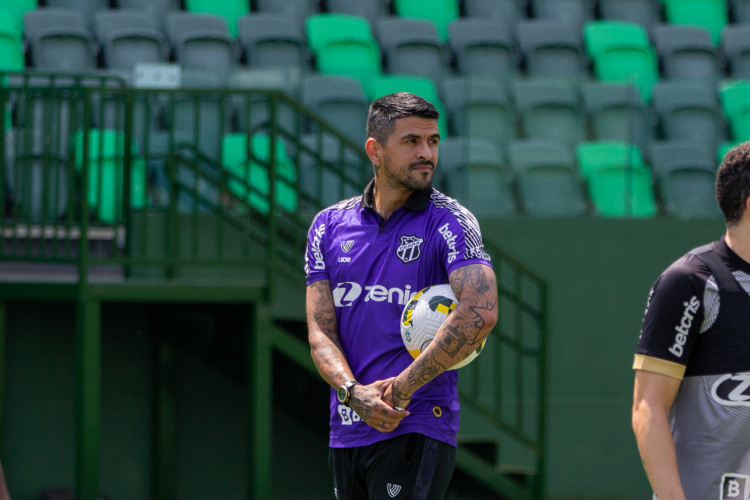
[337, 381, 359, 406]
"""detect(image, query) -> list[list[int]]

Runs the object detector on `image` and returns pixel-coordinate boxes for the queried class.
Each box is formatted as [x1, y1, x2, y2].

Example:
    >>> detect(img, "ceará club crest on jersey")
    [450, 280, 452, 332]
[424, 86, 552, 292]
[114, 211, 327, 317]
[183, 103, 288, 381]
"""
[396, 235, 424, 264]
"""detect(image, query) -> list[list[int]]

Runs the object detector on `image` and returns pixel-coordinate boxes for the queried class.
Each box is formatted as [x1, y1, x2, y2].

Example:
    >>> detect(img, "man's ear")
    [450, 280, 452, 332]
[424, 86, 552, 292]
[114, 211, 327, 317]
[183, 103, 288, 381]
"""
[365, 137, 380, 166]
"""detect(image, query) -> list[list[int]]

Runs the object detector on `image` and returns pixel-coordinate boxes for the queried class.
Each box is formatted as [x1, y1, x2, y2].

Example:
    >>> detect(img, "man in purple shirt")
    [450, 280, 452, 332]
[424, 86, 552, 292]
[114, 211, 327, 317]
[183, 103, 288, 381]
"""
[305, 92, 498, 499]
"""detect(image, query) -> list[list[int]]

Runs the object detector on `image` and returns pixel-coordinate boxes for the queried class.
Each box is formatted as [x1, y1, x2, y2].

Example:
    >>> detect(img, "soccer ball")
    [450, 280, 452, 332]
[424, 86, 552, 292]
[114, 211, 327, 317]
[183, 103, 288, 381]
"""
[400, 284, 485, 370]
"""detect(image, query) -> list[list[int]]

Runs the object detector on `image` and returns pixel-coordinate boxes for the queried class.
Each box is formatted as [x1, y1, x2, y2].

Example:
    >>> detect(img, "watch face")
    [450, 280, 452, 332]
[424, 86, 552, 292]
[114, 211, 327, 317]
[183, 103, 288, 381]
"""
[337, 386, 347, 403]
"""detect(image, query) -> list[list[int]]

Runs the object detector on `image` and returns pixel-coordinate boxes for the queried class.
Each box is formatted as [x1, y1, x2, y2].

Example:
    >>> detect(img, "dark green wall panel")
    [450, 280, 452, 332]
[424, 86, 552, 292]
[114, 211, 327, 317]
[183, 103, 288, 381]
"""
[479, 216, 725, 499]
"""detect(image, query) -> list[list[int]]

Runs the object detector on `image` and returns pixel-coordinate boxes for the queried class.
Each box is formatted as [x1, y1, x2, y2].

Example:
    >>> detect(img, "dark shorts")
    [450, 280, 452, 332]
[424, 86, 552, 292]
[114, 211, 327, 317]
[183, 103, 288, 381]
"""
[328, 433, 456, 500]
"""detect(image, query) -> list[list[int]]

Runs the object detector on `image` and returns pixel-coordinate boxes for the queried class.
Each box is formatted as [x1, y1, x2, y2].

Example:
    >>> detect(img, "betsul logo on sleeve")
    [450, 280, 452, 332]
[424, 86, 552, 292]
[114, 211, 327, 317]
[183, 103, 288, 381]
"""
[310, 223, 326, 270]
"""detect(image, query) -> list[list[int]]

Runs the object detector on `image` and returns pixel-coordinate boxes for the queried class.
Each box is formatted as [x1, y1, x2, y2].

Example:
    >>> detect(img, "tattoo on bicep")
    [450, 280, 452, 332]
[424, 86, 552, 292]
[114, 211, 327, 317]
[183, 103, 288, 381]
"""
[449, 265, 496, 301]
[308, 282, 337, 335]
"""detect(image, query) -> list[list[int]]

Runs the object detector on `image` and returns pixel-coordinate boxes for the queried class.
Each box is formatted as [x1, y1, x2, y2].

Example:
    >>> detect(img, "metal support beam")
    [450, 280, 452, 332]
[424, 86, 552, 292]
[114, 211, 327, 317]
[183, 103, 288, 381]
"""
[151, 333, 176, 500]
[247, 302, 272, 500]
[0, 302, 6, 454]
[76, 298, 101, 500]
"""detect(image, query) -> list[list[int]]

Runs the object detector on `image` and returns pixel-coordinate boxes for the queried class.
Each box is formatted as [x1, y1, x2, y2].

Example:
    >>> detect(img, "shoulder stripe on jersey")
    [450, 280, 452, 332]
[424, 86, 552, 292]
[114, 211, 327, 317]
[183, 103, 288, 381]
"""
[430, 190, 491, 261]
[329, 195, 362, 211]
[633, 354, 686, 380]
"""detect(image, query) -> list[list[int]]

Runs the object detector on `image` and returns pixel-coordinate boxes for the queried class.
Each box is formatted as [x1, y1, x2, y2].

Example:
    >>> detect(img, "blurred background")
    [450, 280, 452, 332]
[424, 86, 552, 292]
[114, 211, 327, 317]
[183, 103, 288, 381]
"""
[0, 0, 738, 498]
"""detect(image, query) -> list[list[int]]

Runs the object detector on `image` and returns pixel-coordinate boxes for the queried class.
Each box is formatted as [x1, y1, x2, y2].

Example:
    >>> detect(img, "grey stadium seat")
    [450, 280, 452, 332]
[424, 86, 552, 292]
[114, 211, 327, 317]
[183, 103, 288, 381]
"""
[722, 24, 750, 79]
[324, 0, 388, 27]
[598, 0, 662, 31]
[441, 76, 516, 155]
[730, 0, 750, 23]
[166, 12, 238, 73]
[529, 0, 594, 34]
[115, 0, 181, 28]
[95, 10, 170, 71]
[43, 0, 109, 24]
[650, 140, 722, 219]
[652, 81, 726, 153]
[582, 81, 654, 159]
[517, 20, 587, 78]
[228, 68, 301, 137]
[238, 13, 309, 70]
[295, 133, 366, 208]
[170, 69, 233, 159]
[254, 0, 320, 30]
[509, 138, 588, 216]
[24, 8, 97, 72]
[462, 0, 527, 29]
[301, 74, 369, 145]
[653, 24, 722, 86]
[448, 18, 517, 78]
[377, 17, 447, 84]
[439, 136, 517, 216]
[514, 77, 586, 146]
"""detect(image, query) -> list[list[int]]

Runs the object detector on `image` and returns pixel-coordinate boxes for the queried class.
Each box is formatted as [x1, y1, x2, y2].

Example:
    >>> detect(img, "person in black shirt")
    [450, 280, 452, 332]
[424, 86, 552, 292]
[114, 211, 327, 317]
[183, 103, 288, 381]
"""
[632, 141, 750, 499]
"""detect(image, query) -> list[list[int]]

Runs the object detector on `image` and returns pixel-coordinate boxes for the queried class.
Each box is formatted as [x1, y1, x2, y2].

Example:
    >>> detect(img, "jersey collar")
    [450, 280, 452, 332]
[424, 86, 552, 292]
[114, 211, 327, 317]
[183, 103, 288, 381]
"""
[360, 178, 433, 213]
[720, 235, 750, 275]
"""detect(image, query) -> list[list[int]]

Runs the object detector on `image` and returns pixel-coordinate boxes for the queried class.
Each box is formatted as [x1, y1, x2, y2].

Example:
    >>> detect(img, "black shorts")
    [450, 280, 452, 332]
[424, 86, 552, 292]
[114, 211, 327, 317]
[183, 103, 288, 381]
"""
[328, 433, 456, 500]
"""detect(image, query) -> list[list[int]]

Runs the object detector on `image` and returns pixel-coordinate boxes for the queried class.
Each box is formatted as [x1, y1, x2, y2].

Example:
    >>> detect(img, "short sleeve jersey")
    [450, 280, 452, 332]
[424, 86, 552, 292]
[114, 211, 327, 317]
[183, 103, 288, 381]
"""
[305, 180, 492, 449]
[634, 238, 750, 500]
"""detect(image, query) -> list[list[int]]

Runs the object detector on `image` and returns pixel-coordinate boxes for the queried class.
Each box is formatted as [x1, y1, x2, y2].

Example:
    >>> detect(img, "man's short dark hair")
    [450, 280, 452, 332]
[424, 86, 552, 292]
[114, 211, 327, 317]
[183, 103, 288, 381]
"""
[717, 141, 750, 226]
[366, 92, 440, 144]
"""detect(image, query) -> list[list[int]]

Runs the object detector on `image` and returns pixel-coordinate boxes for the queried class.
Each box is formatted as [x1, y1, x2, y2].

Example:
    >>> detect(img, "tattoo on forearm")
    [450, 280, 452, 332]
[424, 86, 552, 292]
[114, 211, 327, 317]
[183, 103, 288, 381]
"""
[307, 281, 350, 386]
[400, 265, 498, 395]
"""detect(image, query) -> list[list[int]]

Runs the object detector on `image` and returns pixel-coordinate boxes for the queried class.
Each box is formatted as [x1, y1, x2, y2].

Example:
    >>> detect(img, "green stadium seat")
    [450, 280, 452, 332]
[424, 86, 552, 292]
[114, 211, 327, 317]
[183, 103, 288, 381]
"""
[184, 0, 248, 37]
[367, 75, 449, 139]
[392, 0, 459, 42]
[719, 79, 750, 141]
[661, 0, 727, 44]
[72, 129, 148, 224]
[576, 141, 657, 217]
[305, 14, 381, 93]
[509, 139, 588, 216]
[0, 9, 23, 71]
[650, 141, 722, 219]
[0, 0, 36, 33]
[221, 133, 298, 214]
[583, 20, 659, 102]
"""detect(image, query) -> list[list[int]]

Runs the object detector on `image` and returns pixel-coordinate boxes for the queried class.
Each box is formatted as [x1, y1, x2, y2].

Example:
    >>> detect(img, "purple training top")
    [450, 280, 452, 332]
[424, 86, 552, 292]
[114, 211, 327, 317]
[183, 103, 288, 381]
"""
[305, 180, 492, 449]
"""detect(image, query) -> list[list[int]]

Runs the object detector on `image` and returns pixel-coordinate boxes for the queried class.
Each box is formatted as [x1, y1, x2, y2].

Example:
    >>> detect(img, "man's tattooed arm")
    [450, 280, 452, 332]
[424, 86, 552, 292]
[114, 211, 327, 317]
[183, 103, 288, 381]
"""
[306, 280, 352, 388]
[307, 280, 411, 431]
[387, 264, 498, 407]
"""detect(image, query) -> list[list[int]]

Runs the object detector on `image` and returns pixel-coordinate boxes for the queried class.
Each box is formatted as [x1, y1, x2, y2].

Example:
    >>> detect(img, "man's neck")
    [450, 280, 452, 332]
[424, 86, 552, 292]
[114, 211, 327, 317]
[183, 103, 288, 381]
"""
[373, 179, 412, 221]
[725, 222, 750, 264]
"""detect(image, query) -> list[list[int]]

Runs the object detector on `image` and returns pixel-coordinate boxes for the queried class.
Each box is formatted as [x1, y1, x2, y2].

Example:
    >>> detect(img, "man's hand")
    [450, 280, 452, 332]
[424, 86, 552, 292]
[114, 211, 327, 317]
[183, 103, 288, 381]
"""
[349, 378, 410, 433]
[383, 379, 412, 411]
